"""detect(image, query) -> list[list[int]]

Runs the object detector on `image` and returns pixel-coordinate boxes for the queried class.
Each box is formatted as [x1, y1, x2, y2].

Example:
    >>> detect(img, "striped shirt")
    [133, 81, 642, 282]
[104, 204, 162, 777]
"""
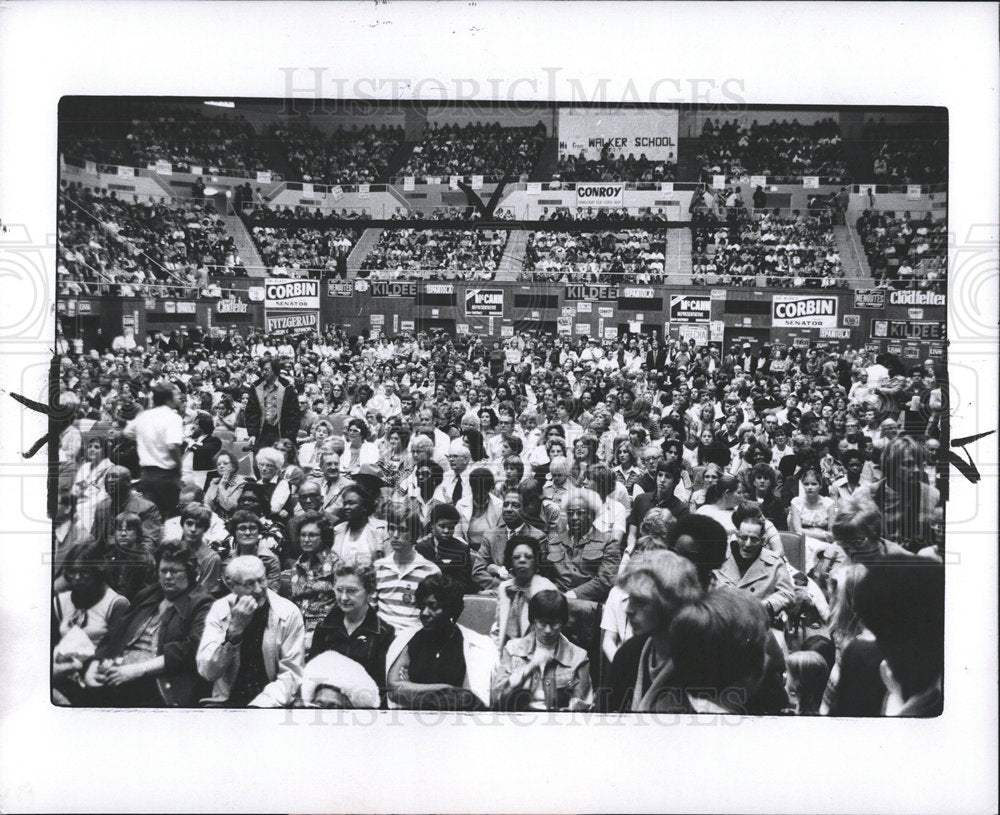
[374, 553, 441, 633]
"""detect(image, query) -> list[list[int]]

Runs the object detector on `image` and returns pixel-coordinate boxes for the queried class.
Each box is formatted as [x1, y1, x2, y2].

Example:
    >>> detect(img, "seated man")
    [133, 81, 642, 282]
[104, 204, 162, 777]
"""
[416, 503, 474, 594]
[163, 484, 228, 546]
[712, 513, 796, 622]
[471, 489, 546, 592]
[196, 555, 305, 707]
[541, 489, 620, 603]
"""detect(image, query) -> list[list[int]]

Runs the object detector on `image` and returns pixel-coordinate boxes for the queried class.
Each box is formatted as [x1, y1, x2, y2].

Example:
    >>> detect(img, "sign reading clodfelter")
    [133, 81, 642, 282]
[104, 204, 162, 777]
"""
[771, 295, 838, 328]
[465, 288, 504, 316]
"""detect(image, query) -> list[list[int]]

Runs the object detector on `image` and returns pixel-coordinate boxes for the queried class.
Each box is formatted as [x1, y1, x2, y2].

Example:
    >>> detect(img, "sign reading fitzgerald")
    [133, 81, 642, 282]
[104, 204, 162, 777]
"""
[265, 279, 319, 310]
[266, 312, 318, 333]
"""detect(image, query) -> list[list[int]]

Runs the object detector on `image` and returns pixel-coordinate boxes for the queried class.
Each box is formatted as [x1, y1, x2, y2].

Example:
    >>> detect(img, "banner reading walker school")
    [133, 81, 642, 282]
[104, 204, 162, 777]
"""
[558, 107, 679, 162]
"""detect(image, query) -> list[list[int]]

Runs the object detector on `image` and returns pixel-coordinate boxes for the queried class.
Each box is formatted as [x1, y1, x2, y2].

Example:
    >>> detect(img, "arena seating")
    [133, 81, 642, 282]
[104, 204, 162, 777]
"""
[60, 101, 272, 176]
[863, 119, 947, 183]
[554, 153, 676, 182]
[697, 118, 847, 180]
[271, 124, 404, 185]
[399, 122, 546, 181]
[58, 183, 244, 297]
[357, 228, 509, 279]
[520, 228, 667, 283]
[856, 211, 946, 289]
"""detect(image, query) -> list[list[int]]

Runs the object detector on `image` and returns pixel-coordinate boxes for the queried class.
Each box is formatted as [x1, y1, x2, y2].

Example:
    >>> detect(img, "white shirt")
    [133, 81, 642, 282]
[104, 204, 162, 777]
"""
[128, 405, 183, 470]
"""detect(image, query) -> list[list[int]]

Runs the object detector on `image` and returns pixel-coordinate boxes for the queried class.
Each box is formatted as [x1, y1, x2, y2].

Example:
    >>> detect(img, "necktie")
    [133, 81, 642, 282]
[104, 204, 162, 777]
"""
[452, 477, 463, 503]
[505, 585, 527, 641]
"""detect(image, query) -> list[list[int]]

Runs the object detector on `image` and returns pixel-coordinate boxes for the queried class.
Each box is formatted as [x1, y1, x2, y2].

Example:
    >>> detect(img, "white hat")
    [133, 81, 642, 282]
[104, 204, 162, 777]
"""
[300, 651, 379, 709]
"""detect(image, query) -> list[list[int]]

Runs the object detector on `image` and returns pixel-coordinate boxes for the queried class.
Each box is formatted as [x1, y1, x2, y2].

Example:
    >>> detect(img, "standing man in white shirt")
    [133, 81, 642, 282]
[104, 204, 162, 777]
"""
[126, 381, 184, 519]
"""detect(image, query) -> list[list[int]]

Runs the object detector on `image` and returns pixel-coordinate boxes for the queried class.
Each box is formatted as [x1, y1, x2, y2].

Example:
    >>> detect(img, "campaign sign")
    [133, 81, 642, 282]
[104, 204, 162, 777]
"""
[466, 288, 504, 316]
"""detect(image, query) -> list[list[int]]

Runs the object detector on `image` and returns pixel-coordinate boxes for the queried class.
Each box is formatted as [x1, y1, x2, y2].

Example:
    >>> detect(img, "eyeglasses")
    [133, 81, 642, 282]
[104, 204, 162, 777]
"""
[158, 566, 187, 577]
[231, 576, 267, 588]
[737, 535, 763, 545]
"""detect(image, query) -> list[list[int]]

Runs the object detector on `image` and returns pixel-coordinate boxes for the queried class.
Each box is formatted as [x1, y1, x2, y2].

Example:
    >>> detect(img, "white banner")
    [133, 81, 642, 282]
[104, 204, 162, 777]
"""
[265, 278, 320, 310]
[256, 170, 272, 184]
[471, 175, 484, 190]
[190, 165, 202, 177]
[154, 160, 172, 176]
[750, 175, 767, 189]
[557, 107, 678, 162]
[403, 176, 415, 191]
[772, 294, 838, 328]
[265, 312, 318, 333]
[802, 176, 820, 188]
[907, 184, 922, 200]
[712, 174, 726, 190]
[526, 182, 542, 195]
[575, 182, 624, 207]
[118, 166, 134, 179]
[358, 183, 370, 199]
[330, 185, 344, 201]
[449, 176, 461, 190]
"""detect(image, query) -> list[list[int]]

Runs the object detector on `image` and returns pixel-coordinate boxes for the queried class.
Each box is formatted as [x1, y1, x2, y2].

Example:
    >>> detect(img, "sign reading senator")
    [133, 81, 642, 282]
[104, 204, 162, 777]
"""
[265, 279, 319, 310]
[772, 295, 838, 327]
[465, 288, 504, 316]
[669, 294, 711, 323]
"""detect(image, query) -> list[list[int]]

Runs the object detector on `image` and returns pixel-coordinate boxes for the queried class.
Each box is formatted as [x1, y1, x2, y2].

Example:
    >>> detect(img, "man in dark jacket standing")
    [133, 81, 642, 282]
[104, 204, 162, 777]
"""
[245, 358, 301, 451]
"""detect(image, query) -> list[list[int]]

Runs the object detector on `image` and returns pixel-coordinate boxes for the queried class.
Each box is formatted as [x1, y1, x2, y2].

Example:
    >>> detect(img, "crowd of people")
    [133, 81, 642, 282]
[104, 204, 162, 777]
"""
[271, 124, 404, 185]
[554, 151, 677, 183]
[856, 210, 946, 290]
[520, 229, 668, 284]
[398, 122, 547, 182]
[57, 182, 245, 298]
[357, 228, 509, 279]
[863, 119, 948, 184]
[61, 102, 272, 177]
[697, 118, 848, 181]
[690, 198, 846, 288]
[44, 321, 945, 715]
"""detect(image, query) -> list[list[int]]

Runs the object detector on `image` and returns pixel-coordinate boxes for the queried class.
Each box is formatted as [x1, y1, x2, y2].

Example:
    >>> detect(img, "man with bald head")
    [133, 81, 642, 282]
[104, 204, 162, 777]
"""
[434, 440, 472, 505]
[197, 555, 304, 707]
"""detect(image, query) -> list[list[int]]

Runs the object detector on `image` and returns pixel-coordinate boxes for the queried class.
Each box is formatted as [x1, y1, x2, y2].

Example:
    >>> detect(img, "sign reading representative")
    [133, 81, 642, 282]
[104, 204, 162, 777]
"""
[265, 279, 319, 310]
[669, 294, 711, 323]
[772, 295, 838, 328]
[465, 288, 504, 316]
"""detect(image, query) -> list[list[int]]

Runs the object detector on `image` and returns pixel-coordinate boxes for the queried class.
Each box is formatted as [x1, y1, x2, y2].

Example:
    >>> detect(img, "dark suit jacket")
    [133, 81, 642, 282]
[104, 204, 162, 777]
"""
[245, 377, 301, 446]
[95, 584, 214, 706]
[416, 534, 474, 594]
[190, 434, 223, 471]
[91, 492, 163, 553]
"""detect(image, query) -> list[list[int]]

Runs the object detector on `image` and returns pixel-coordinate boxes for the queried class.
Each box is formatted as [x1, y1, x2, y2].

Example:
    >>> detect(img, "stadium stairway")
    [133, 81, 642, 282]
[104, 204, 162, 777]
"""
[346, 228, 383, 273]
[384, 140, 417, 180]
[496, 230, 529, 279]
[676, 138, 703, 182]
[665, 226, 692, 281]
[833, 224, 873, 284]
[531, 137, 560, 181]
[222, 214, 267, 276]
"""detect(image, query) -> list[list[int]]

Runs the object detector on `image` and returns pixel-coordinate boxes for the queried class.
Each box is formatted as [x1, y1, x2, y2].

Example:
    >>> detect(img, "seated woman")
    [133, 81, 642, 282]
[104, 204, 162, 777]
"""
[103, 511, 157, 603]
[70, 434, 113, 539]
[309, 564, 395, 704]
[491, 534, 557, 653]
[342, 418, 381, 477]
[788, 467, 837, 572]
[203, 450, 247, 522]
[332, 485, 388, 568]
[52, 542, 131, 699]
[687, 462, 723, 513]
[298, 418, 334, 477]
[288, 511, 341, 647]
[784, 650, 831, 715]
[694, 472, 745, 537]
[385, 574, 496, 710]
[254, 447, 285, 514]
[77, 542, 214, 707]
[223, 510, 282, 591]
[492, 590, 594, 712]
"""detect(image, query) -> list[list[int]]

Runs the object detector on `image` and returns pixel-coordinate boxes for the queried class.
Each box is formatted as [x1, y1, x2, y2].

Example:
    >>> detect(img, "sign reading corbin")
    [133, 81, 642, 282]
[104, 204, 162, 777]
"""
[772, 295, 838, 328]
[371, 280, 418, 298]
[264, 278, 319, 310]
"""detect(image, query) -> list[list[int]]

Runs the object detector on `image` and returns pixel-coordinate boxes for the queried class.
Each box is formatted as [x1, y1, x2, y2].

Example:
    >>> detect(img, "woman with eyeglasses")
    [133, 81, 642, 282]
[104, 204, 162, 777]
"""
[307, 564, 395, 706]
[287, 511, 342, 648]
[75, 542, 214, 707]
[342, 418, 380, 477]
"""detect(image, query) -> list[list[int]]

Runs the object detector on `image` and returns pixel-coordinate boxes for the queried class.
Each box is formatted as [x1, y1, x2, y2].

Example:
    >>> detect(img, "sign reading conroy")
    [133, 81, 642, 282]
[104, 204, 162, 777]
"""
[772, 295, 838, 328]
[558, 107, 679, 162]
[575, 183, 624, 207]
[265, 279, 319, 310]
